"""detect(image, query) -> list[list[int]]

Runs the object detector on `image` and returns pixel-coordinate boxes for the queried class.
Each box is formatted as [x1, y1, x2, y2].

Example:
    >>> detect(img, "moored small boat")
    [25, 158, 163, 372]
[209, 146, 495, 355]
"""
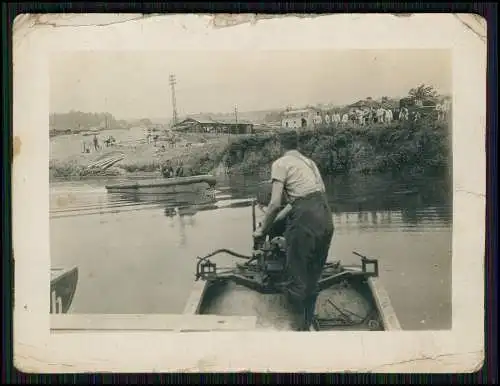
[50, 266, 79, 314]
[105, 174, 217, 195]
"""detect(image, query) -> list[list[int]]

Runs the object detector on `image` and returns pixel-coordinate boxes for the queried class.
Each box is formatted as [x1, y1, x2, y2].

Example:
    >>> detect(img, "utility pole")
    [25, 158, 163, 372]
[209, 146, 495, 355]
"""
[169, 74, 178, 127]
[229, 105, 237, 143]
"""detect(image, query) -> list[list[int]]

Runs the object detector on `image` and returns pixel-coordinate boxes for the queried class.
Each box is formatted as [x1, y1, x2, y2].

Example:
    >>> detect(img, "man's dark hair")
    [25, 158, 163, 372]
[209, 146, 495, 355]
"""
[279, 130, 299, 151]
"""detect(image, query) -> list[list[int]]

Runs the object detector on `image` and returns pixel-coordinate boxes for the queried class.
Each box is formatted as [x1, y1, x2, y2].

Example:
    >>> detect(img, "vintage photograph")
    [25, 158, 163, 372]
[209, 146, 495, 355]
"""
[49, 49, 452, 333]
[13, 13, 485, 373]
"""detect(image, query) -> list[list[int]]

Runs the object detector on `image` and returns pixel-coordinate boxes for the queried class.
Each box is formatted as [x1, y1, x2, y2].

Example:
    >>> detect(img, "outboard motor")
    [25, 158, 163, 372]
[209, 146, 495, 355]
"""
[194, 198, 380, 296]
[261, 236, 286, 273]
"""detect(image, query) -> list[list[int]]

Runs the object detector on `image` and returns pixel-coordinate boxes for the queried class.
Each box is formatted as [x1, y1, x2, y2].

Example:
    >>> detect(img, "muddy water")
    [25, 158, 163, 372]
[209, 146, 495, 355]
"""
[50, 172, 452, 330]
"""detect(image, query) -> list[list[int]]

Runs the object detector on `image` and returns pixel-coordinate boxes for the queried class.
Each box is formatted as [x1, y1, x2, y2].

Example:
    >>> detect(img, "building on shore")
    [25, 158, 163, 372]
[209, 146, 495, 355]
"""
[172, 117, 254, 135]
[281, 108, 317, 130]
[347, 99, 381, 114]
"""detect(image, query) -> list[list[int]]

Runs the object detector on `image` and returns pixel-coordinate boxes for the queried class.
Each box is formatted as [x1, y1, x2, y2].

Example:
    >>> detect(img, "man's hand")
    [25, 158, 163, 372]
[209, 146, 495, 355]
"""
[252, 226, 265, 239]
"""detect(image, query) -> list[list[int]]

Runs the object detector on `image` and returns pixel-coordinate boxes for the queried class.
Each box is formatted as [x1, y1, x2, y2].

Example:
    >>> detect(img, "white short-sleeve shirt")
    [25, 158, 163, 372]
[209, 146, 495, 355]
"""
[271, 150, 326, 202]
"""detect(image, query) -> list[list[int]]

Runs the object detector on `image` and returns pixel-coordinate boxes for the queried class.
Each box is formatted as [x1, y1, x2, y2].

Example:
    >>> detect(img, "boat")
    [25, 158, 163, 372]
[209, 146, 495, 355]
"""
[105, 174, 217, 195]
[50, 266, 79, 314]
[183, 200, 402, 331]
[185, 255, 400, 331]
[108, 186, 218, 207]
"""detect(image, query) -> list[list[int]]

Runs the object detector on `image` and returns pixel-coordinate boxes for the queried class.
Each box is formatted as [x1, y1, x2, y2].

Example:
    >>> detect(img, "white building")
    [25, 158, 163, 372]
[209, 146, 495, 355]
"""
[281, 108, 316, 130]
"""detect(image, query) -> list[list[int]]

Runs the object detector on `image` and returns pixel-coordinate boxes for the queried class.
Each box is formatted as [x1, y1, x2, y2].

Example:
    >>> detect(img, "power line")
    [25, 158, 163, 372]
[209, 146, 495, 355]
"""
[169, 74, 178, 126]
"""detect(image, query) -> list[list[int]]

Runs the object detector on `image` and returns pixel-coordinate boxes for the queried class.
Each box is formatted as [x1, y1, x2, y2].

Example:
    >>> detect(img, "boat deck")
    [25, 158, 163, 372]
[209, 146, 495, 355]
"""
[194, 277, 393, 331]
[51, 268, 66, 282]
[49, 263, 400, 333]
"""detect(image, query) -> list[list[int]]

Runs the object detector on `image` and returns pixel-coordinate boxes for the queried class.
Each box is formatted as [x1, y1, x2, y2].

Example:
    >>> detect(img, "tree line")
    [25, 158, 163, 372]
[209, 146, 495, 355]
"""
[49, 111, 129, 133]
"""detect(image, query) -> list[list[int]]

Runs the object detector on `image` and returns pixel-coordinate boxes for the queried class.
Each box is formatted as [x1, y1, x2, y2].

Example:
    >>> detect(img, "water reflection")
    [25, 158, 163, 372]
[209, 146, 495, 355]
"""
[49, 172, 452, 231]
[330, 207, 450, 231]
[164, 207, 196, 247]
[112, 189, 220, 247]
[220, 172, 452, 230]
[164, 207, 176, 217]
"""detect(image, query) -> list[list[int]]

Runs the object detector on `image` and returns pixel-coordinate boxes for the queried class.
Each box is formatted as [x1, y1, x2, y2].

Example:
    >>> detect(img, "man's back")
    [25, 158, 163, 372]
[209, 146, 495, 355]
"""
[271, 150, 326, 202]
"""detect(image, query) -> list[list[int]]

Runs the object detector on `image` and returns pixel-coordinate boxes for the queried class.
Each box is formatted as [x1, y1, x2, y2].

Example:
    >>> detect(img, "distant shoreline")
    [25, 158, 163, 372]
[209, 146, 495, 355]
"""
[50, 118, 450, 183]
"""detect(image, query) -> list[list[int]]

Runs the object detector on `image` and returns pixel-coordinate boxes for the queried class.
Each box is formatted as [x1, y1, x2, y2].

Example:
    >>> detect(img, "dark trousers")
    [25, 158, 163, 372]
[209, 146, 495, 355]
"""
[268, 215, 287, 240]
[283, 191, 334, 331]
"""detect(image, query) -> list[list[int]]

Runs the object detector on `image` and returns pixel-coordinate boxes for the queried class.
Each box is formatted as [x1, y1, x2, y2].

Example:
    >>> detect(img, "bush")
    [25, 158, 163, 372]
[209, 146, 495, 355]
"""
[49, 159, 126, 179]
[49, 160, 86, 178]
[219, 119, 450, 176]
[118, 161, 160, 173]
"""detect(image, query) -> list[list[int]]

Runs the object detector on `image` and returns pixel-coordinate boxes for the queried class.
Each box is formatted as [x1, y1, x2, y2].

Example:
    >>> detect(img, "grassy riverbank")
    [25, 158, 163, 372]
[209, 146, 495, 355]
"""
[219, 118, 451, 178]
[50, 118, 450, 181]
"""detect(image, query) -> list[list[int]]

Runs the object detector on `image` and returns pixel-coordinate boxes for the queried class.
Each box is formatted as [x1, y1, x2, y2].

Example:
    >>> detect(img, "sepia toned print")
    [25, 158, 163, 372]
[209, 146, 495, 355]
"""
[49, 49, 452, 332]
[13, 14, 485, 373]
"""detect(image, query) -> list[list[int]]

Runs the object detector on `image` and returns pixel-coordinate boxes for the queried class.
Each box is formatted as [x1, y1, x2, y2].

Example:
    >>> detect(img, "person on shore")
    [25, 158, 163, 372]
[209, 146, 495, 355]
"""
[174, 159, 185, 177]
[252, 131, 334, 331]
[334, 112, 341, 126]
[399, 107, 409, 121]
[385, 108, 393, 124]
[93, 134, 99, 151]
[435, 103, 443, 121]
[161, 160, 174, 178]
[376, 107, 385, 124]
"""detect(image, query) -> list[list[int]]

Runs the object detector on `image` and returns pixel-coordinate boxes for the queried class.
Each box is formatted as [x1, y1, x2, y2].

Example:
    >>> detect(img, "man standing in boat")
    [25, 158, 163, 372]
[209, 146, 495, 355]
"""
[253, 131, 334, 331]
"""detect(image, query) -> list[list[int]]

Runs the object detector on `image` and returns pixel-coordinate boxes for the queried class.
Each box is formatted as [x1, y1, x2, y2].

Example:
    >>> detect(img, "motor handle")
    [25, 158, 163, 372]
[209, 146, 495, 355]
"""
[252, 199, 256, 232]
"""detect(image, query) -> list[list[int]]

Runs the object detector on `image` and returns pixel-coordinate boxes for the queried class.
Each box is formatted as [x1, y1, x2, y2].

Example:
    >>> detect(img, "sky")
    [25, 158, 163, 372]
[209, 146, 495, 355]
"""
[50, 50, 451, 120]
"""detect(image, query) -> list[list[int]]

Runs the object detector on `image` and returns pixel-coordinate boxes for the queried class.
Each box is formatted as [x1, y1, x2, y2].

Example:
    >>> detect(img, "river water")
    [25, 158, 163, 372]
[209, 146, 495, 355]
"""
[50, 172, 452, 330]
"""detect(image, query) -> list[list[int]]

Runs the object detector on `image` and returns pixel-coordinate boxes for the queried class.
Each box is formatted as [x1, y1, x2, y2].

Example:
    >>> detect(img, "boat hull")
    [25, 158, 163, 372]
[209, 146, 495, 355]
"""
[107, 182, 214, 195]
[50, 267, 79, 314]
[105, 175, 217, 194]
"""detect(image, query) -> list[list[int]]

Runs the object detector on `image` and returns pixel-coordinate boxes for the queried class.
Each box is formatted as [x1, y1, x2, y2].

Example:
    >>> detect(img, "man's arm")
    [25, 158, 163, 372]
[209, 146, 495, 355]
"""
[275, 204, 292, 222]
[257, 159, 287, 236]
[259, 180, 284, 235]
